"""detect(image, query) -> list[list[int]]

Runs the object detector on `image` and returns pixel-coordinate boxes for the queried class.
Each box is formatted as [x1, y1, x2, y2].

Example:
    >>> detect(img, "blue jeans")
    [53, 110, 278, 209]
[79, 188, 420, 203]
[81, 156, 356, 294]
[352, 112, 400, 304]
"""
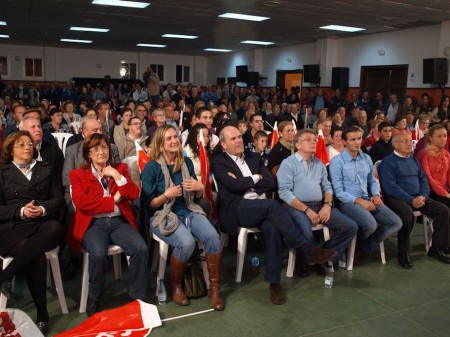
[149, 212, 221, 262]
[82, 216, 149, 301]
[339, 202, 402, 253]
[285, 201, 358, 261]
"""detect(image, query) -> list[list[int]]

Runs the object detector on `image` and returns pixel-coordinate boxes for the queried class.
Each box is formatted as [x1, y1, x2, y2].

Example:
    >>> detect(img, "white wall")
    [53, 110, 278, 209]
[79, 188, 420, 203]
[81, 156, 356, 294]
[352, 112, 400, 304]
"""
[0, 44, 197, 84]
[206, 50, 255, 85]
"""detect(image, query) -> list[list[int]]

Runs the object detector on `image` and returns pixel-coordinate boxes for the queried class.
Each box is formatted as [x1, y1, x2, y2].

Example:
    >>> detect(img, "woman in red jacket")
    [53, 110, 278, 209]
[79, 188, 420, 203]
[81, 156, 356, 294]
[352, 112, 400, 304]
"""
[68, 133, 148, 316]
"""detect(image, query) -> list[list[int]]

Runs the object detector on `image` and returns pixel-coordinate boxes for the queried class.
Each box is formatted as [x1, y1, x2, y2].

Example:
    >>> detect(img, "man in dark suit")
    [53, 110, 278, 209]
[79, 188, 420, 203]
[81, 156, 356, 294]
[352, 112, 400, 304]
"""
[211, 126, 336, 305]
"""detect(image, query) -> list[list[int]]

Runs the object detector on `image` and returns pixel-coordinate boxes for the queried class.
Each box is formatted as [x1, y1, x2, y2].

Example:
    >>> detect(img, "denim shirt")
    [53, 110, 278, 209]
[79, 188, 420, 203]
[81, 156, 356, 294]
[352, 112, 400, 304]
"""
[329, 149, 380, 204]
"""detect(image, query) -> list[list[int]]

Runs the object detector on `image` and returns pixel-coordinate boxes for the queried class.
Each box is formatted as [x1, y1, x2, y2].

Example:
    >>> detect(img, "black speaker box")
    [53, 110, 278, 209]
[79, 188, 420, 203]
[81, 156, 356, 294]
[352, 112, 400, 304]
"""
[331, 67, 349, 89]
[303, 64, 320, 83]
[423, 58, 448, 84]
[236, 65, 248, 82]
[247, 71, 259, 87]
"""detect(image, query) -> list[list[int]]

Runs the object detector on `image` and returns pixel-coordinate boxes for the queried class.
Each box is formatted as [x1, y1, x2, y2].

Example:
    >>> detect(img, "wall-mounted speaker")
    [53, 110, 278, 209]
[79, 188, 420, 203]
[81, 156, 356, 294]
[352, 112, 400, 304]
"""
[236, 65, 248, 82]
[331, 67, 349, 89]
[303, 64, 320, 83]
[423, 58, 448, 84]
[247, 71, 259, 87]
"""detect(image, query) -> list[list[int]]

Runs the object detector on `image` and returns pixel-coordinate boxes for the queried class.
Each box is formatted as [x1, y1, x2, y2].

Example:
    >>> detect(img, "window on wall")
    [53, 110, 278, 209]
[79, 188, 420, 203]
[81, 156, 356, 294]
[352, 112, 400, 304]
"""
[0, 56, 8, 76]
[150, 64, 164, 81]
[176, 65, 190, 82]
[25, 58, 43, 77]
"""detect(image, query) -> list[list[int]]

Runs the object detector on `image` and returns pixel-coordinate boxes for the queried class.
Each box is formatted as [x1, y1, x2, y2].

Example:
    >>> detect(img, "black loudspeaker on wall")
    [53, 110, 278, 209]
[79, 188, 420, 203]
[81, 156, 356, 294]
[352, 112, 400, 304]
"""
[236, 65, 248, 82]
[331, 67, 349, 89]
[247, 72, 259, 87]
[303, 64, 320, 83]
[423, 58, 448, 84]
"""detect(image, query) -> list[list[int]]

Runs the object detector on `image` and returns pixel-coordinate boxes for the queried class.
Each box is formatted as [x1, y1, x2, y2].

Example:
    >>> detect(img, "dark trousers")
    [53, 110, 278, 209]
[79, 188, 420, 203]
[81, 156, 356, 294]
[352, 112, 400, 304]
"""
[383, 197, 450, 252]
[237, 199, 316, 283]
[1, 220, 62, 322]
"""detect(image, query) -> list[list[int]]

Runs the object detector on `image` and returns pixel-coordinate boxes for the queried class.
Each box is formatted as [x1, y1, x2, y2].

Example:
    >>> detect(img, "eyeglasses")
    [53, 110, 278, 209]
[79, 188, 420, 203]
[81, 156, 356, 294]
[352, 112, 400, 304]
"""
[252, 120, 264, 123]
[130, 122, 144, 127]
[298, 138, 318, 143]
[90, 145, 109, 154]
[15, 142, 34, 149]
[396, 139, 413, 144]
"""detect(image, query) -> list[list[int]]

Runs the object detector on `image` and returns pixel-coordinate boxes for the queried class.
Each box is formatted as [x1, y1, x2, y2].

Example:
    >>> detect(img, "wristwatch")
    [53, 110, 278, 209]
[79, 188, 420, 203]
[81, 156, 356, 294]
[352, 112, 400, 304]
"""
[324, 201, 333, 207]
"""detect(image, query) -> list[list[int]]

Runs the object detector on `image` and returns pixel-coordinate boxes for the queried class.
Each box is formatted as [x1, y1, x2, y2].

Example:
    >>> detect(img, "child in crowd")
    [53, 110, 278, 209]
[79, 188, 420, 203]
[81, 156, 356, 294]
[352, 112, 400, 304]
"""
[253, 130, 269, 167]
[237, 120, 248, 135]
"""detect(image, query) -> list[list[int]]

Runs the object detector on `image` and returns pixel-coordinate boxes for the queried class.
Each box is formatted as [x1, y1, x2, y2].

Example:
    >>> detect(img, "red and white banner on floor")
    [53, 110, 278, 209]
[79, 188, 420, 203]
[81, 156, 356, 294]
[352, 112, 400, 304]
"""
[54, 300, 161, 337]
[0, 309, 44, 337]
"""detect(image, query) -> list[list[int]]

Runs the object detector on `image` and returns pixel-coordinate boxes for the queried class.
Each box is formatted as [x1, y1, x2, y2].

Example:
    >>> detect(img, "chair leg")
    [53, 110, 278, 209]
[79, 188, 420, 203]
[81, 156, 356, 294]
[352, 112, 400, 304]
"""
[79, 252, 89, 313]
[0, 257, 14, 309]
[235, 228, 249, 283]
[346, 235, 357, 271]
[112, 253, 122, 280]
[286, 249, 296, 278]
[46, 249, 69, 314]
[380, 242, 386, 264]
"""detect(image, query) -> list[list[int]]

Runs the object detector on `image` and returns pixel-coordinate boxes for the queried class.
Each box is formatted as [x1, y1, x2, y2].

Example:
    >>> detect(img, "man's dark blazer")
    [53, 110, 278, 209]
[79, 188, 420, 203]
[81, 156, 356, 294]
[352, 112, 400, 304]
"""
[66, 133, 83, 147]
[211, 151, 274, 235]
[40, 140, 64, 185]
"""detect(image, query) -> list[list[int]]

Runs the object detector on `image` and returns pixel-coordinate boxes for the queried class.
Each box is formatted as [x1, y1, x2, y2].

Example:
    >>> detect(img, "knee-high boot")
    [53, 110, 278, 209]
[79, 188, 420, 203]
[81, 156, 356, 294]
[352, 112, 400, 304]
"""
[206, 252, 225, 311]
[170, 255, 189, 306]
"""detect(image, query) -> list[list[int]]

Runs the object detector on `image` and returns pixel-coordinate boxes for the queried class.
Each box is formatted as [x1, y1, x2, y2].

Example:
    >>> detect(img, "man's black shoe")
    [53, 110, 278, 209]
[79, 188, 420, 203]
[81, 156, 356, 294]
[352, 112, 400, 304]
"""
[427, 247, 450, 264]
[36, 321, 49, 336]
[86, 300, 100, 317]
[0, 281, 14, 300]
[398, 252, 413, 269]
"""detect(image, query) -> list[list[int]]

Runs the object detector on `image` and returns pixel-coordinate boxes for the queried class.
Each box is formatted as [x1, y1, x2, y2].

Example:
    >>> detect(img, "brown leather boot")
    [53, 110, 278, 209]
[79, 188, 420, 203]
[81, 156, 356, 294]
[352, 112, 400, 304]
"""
[206, 252, 225, 311]
[170, 255, 189, 306]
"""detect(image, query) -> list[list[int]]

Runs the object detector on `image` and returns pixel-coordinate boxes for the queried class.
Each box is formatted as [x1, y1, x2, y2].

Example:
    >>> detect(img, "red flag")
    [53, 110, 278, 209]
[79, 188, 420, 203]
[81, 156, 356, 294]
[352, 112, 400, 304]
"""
[411, 119, 422, 141]
[198, 131, 216, 219]
[270, 121, 279, 149]
[135, 141, 151, 172]
[54, 300, 161, 337]
[315, 129, 329, 166]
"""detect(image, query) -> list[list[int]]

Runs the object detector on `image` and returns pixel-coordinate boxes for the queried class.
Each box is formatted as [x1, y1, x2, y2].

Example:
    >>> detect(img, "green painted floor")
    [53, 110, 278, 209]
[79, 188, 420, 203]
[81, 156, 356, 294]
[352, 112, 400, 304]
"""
[7, 226, 450, 337]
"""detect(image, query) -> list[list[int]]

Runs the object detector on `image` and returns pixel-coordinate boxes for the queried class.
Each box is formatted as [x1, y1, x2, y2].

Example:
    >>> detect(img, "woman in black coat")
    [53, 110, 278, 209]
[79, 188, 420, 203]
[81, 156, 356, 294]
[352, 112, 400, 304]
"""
[0, 131, 63, 336]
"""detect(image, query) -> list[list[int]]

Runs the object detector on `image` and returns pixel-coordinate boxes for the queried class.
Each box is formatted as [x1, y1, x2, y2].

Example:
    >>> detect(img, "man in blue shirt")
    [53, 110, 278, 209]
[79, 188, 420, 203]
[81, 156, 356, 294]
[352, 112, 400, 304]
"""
[379, 133, 450, 266]
[278, 129, 357, 264]
[329, 126, 402, 264]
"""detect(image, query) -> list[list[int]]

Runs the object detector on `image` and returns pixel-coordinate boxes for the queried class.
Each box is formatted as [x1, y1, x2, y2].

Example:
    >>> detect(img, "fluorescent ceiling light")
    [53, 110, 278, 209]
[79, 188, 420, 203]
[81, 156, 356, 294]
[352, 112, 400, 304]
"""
[0, 21, 6, 25]
[70, 26, 110, 32]
[162, 34, 198, 39]
[0, 34, 9, 38]
[137, 43, 166, 48]
[92, 0, 150, 8]
[60, 38, 93, 44]
[218, 13, 269, 22]
[204, 48, 232, 52]
[241, 40, 274, 45]
[320, 25, 365, 32]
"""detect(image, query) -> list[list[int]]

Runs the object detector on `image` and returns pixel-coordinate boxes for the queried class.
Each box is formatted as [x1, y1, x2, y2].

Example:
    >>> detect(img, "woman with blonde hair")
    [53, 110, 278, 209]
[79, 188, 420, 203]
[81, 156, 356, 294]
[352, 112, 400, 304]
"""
[141, 124, 224, 310]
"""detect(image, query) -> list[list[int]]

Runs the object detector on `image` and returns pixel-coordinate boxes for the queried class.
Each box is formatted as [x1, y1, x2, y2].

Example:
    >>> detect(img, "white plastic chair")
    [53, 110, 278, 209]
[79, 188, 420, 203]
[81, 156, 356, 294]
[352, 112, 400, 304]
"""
[151, 233, 209, 295]
[79, 245, 129, 313]
[412, 210, 434, 252]
[69, 121, 81, 134]
[51, 132, 73, 156]
[346, 236, 386, 271]
[286, 224, 330, 277]
[0, 246, 68, 314]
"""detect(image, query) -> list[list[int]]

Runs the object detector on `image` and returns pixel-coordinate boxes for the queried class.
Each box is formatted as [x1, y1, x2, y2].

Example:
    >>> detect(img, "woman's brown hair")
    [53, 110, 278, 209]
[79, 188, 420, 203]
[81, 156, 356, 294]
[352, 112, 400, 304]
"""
[150, 124, 184, 172]
[80, 133, 113, 169]
[0, 131, 38, 164]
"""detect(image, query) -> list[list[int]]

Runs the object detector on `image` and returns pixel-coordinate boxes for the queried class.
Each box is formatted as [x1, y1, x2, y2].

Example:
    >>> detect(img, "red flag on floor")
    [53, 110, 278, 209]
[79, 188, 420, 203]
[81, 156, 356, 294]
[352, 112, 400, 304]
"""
[54, 300, 161, 337]
[315, 129, 329, 166]
[135, 141, 151, 172]
[198, 131, 216, 220]
[270, 121, 279, 149]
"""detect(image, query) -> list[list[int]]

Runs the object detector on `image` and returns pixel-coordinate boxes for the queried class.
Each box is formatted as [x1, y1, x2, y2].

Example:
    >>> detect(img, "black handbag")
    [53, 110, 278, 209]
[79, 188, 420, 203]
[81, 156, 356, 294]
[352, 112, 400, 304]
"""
[184, 248, 207, 299]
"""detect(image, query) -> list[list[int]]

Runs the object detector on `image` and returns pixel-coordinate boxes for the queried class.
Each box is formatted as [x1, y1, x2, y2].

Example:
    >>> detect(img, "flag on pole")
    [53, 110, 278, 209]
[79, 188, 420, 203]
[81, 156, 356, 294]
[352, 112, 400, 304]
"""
[291, 119, 297, 133]
[179, 110, 184, 127]
[135, 141, 151, 172]
[54, 300, 161, 337]
[270, 121, 279, 149]
[198, 131, 216, 219]
[315, 129, 329, 166]
[411, 119, 421, 141]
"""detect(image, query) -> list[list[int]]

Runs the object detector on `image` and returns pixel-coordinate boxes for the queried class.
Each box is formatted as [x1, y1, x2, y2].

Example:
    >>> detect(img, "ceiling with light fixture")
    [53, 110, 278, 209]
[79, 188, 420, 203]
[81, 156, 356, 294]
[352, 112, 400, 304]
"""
[0, 0, 450, 55]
